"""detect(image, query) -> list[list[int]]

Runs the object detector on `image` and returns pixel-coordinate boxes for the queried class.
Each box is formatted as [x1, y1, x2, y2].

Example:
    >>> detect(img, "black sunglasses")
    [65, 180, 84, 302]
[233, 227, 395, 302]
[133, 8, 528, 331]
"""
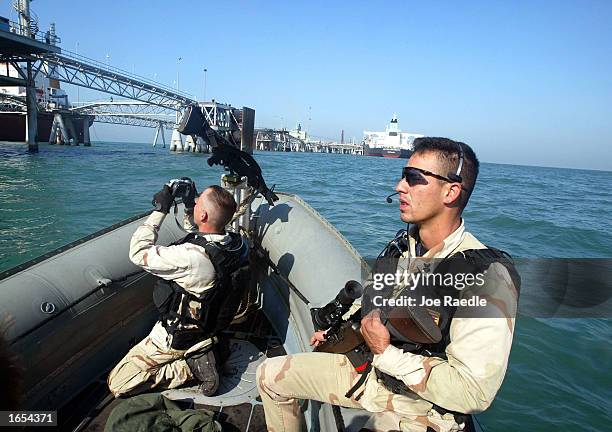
[402, 167, 470, 192]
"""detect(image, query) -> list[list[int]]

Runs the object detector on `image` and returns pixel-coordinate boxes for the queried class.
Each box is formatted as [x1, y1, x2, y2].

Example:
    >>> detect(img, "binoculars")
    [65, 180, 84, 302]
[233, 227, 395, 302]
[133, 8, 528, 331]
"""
[166, 177, 196, 202]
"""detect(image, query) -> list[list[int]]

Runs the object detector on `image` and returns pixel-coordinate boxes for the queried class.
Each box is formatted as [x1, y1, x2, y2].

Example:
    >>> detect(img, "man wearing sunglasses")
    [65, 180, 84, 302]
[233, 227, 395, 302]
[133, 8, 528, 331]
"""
[257, 137, 519, 431]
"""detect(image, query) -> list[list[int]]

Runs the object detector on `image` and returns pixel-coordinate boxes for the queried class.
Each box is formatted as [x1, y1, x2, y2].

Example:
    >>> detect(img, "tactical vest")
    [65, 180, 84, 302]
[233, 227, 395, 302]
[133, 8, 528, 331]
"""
[364, 230, 521, 400]
[152, 231, 249, 350]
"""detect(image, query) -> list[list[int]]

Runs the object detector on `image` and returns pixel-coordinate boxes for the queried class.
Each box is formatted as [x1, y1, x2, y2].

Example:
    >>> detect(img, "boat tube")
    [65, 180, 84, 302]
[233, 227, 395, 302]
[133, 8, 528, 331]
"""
[0, 192, 372, 430]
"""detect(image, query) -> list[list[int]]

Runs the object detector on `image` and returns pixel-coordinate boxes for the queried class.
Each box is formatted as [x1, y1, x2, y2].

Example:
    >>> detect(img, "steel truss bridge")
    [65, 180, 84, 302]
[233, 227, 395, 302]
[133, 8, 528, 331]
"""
[70, 101, 177, 129]
[1, 23, 248, 149]
[0, 48, 245, 130]
[0, 48, 196, 133]
[1, 49, 196, 108]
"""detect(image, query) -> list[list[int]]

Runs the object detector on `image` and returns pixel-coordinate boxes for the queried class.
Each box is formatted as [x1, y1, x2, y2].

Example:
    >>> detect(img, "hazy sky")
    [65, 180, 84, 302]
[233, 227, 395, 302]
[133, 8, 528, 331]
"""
[3, 0, 611, 170]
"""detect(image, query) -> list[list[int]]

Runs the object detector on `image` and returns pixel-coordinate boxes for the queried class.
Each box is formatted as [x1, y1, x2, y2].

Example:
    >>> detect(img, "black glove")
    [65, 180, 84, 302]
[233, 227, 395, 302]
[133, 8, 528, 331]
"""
[180, 176, 197, 209]
[152, 185, 173, 214]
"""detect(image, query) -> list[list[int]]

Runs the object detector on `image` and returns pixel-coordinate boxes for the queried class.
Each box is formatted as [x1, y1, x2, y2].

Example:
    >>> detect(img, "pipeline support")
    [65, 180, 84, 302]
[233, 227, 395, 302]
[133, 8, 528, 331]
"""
[82, 118, 91, 146]
[25, 61, 38, 152]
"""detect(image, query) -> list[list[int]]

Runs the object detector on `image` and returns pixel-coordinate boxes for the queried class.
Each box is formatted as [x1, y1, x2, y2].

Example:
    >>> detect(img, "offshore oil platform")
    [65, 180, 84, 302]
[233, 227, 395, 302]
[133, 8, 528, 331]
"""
[0, 0, 254, 153]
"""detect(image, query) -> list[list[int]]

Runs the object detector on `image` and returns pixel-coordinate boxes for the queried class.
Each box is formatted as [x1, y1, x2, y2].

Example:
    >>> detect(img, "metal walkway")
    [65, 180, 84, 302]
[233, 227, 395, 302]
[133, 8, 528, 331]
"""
[2, 20, 195, 109]
[0, 93, 26, 112]
[70, 101, 176, 129]
[1, 12, 249, 151]
[35, 50, 196, 108]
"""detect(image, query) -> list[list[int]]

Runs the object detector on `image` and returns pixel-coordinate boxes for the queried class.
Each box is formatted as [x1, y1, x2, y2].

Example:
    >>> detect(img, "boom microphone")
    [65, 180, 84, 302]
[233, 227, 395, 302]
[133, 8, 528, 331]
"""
[386, 192, 399, 203]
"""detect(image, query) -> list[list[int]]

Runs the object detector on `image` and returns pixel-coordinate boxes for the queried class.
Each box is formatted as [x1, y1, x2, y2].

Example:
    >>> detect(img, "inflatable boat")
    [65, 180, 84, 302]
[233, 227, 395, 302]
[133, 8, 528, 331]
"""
[1, 102, 493, 431]
[0, 190, 378, 431]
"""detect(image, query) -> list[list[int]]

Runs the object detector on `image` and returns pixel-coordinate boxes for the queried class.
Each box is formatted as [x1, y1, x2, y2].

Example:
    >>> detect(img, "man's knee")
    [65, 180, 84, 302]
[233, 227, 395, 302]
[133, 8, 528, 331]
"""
[107, 355, 151, 397]
[256, 355, 295, 401]
[107, 371, 128, 397]
[107, 365, 132, 397]
[256, 358, 270, 392]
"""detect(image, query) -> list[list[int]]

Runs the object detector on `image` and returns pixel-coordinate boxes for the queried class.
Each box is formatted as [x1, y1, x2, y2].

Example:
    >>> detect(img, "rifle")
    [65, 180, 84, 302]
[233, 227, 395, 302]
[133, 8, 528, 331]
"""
[314, 311, 364, 354]
[177, 105, 279, 206]
[314, 295, 443, 354]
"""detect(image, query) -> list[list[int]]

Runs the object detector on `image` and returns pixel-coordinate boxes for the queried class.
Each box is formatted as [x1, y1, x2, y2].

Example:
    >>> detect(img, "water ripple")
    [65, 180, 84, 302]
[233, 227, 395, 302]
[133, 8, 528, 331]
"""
[0, 141, 610, 431]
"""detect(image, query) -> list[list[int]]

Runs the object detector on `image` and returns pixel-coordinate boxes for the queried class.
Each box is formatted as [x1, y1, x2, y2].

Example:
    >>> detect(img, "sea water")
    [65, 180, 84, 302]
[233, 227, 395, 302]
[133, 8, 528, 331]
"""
[1, 141, 610, 430]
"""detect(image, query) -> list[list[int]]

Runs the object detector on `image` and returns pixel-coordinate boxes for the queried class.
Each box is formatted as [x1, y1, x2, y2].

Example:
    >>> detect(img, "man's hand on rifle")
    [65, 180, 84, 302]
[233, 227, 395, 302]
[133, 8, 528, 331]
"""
[309, 330, 328, 348]
[361, 309, 390, 354]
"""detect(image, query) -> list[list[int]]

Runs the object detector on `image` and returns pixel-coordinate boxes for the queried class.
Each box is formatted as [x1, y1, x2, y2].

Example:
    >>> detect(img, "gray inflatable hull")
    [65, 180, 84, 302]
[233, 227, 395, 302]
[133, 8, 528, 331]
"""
[251, 193, 367, 354]
[0, 211, 187, 409]
[0, 193, 367, 429]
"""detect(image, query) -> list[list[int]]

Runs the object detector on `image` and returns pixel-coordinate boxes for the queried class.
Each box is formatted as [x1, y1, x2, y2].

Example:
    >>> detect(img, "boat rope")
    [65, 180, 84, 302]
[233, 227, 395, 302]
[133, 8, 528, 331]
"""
[230, 189, 257, 225]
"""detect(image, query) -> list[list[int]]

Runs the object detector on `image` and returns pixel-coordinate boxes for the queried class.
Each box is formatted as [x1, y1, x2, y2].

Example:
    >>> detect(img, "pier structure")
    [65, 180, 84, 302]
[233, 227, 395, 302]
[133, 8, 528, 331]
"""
[0, 0, 60, 151]
[321, 141, 363, 155]
[255, 128, 363, 155]
[70, 101, 176, 148]
[1, 5, 253, 153]
[256, 128, 307, 152]
[2, 43, 197, 149]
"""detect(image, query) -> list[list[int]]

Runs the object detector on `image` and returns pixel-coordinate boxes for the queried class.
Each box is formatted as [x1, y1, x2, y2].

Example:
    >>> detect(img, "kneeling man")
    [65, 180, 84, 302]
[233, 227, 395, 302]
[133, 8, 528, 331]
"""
[108, 183, 248, 397]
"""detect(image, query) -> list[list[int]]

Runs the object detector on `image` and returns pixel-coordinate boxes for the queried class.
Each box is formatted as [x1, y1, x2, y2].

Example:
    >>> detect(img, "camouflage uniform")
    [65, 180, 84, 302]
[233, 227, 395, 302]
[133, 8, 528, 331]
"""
[256, 220, 518, 431]
[107, 211, 230, 397]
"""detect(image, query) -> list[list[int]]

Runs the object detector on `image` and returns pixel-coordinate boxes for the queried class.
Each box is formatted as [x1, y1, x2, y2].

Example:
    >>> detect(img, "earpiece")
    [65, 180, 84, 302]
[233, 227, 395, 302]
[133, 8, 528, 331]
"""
[447, 142, 464, 183]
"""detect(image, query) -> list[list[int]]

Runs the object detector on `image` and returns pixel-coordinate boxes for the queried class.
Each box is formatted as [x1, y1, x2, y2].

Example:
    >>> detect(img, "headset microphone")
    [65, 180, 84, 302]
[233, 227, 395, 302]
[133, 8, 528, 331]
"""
[386, 192, 399, 203]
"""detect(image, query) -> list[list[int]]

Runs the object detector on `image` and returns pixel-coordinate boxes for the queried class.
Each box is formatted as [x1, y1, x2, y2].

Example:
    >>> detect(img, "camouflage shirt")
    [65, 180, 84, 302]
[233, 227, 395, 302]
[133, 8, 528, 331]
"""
[128, 211, 231, 349]
[358, 221, 519, 428]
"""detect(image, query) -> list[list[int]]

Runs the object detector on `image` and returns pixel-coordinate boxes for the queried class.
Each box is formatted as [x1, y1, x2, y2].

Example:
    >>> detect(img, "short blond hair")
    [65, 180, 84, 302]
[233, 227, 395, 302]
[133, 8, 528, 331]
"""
[203, 185, 237, 230]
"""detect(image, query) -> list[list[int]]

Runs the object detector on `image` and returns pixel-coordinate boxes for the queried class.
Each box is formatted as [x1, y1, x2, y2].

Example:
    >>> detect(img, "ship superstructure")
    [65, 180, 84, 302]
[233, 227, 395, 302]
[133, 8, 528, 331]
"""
[0, 60, 92, 143]
[362, 115, 423, 158]
[1, 60, 70, 109]
[0, 2, 92, 145]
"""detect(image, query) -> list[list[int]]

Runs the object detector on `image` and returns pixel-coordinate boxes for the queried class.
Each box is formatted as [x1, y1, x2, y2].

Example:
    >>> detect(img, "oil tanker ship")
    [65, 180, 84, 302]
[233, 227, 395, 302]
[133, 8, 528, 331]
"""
[362, 115, 423, 158]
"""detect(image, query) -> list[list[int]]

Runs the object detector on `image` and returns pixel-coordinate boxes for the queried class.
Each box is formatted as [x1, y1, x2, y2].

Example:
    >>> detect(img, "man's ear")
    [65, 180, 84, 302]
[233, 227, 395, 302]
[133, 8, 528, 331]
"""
[443, 183, 463, 206]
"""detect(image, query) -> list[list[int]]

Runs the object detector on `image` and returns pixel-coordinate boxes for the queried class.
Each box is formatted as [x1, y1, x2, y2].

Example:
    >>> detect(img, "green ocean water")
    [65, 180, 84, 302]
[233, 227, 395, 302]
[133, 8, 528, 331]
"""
[0, 141, 610, 430]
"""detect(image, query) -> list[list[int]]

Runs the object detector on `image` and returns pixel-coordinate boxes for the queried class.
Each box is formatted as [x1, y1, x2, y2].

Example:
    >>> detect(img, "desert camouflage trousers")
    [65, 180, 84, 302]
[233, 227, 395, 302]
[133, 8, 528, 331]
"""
[256, 352, 462, 432]
[107, 326, 214, 397]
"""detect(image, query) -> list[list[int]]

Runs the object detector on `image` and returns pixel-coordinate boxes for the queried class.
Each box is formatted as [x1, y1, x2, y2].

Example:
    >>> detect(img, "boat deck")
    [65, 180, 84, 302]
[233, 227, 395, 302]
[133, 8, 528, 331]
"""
[56, 309, 283, 432]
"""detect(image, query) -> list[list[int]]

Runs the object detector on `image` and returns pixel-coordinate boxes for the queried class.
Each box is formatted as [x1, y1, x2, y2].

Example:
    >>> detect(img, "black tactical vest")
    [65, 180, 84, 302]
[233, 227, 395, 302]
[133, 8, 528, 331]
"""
[363, 230, 521, 396]
[153, 231, 249, 349]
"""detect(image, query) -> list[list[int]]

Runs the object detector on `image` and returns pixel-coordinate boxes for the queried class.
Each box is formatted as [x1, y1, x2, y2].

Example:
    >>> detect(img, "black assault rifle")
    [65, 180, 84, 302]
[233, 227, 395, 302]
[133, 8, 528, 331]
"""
[313, 281, 443, 354]
[177, 105, 279, 206]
